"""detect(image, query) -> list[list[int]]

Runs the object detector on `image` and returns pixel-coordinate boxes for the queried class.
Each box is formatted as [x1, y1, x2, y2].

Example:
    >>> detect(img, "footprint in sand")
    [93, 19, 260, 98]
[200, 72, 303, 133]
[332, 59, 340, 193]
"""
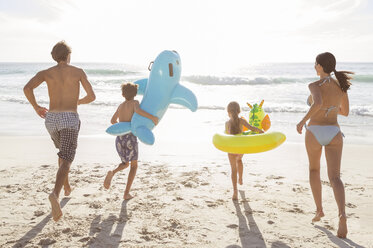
[266, 175, 285, 180]
[350, 186, 365, 192]
[227, 224, 238, 229]
[287, 207, 305, 214]
[79, 237, 91, 242]
[72, 232, 83, 237]
[321, 180, 330, 186]
[292, 185, 308, 193]
[249, 173, 261, 176]
[205, 200, 224, 208]
[62, 228, 71, 234]
[168, 219, 182, 229]
[182, 181, 197, 188]
[346, 203, 357, 208]
[324, 224, 335, 231]
[89, 202, 102, 209]
[34, 210, 45, 217]
[38, 238, 56, 245]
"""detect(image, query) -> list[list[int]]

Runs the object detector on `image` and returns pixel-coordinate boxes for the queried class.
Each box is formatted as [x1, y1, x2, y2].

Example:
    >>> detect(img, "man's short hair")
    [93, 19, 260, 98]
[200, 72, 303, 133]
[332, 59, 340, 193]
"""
[121, 82, 138, 100]
[51, 41, 71, 62]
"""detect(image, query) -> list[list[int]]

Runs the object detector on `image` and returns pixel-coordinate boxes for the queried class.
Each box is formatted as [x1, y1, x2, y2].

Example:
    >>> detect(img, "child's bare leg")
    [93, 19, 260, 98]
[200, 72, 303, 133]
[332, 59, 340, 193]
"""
[237, 155, 244, 185]
[228, 153, 238, 200]
[104, 162, 129, 189]
[124, 160, 137, 200]
[50, 158, 71, 221]
[59, 158, 71, 196]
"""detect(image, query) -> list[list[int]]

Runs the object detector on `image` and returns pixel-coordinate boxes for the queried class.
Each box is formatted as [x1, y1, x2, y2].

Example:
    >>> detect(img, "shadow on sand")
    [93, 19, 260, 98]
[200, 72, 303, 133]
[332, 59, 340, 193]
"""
[314, 225, 366, 248]
[12, 197, 71, 248]
[226, 190, 267, 248]
[226, 191, 291, 248]
[88, 200, 128, 248]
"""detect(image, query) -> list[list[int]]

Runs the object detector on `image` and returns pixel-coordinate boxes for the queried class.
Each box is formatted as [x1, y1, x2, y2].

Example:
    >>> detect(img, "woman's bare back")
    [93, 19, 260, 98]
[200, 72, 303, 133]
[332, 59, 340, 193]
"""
[309, 78, 345, 126]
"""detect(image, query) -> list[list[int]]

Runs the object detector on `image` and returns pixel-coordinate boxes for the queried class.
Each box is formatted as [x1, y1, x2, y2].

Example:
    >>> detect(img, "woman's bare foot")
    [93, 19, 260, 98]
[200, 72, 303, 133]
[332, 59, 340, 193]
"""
[48, 193, 62, 222]
[238, 178, 243, 185]
[232, 190, 238, 201]
[64, 185, 72, 196]
[104, 171, 114, 189]
[124, 193, 134, 200]
[312, 209, 325, 222]
[337, 214, 347, 238]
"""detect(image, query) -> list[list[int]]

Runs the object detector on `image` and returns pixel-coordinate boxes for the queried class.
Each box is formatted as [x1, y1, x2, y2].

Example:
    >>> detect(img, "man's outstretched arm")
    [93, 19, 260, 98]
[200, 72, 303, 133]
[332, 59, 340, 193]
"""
[23, 71, 48, 118]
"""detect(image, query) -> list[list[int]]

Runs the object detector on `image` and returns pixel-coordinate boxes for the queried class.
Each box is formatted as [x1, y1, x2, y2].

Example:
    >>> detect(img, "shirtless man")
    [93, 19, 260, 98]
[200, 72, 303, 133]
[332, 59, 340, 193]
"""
[23, 41, 96, 221]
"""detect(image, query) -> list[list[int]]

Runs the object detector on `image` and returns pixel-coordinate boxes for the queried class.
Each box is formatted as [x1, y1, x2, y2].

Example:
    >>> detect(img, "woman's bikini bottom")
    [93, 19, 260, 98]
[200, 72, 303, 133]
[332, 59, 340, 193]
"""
[305, 124, 344, 146]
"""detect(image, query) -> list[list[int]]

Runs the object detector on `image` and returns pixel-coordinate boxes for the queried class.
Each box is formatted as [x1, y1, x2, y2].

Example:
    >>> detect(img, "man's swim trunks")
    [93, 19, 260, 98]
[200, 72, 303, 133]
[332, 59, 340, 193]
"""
[45, 112, 80, 162]
[115, 133, 138, 163]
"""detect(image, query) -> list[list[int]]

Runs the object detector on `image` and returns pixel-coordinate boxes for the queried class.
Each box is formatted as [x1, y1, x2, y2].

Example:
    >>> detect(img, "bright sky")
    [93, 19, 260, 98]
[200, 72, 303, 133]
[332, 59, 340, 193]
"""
[0, 0, 372, 73]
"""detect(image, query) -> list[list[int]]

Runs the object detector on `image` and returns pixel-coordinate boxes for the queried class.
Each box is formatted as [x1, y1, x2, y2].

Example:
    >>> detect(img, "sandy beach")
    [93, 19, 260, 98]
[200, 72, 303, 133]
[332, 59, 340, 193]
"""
[0, 134, 372, 248]
[1, 0, 373, 246]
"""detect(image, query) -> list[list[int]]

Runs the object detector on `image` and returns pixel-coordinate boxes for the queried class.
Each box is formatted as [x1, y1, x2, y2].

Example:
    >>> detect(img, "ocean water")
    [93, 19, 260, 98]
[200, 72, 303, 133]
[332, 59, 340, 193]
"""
[1, 62, 373, 146]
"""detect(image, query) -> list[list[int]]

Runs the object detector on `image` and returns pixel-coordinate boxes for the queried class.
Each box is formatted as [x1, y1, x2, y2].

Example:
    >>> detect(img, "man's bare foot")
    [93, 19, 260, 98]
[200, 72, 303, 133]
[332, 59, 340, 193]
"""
[124, 193, 134, 200]
[48, 193, 62, 222]
[238, 178, 243, 185]
[232, 190, 238, 201]
[64, 185, 72, 196]
[104, 171, 114, 189]
[312, 209, 325, 222]
[337, 214, 347, 238]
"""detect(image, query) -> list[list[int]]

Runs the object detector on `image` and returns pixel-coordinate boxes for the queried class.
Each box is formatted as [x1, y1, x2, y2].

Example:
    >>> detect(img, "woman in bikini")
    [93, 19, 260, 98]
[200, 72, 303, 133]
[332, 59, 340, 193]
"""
[296, 52, 353, 238]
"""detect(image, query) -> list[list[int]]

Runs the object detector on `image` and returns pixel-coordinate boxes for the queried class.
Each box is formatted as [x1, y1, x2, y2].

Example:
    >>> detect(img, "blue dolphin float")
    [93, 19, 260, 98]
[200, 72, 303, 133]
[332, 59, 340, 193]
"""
[106, 50, 198, 145]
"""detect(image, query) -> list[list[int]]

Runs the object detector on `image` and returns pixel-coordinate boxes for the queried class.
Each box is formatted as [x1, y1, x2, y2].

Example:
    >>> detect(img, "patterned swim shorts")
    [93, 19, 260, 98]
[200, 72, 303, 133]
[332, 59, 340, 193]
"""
[115, 133, 138, 163]
[45, 112, 80, 162]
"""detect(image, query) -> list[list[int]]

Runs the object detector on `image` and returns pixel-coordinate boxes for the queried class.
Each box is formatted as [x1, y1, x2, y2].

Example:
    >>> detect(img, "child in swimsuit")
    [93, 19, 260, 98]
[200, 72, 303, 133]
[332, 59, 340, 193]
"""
[225, 101, 263, 200]
[104, 82, 158, 200]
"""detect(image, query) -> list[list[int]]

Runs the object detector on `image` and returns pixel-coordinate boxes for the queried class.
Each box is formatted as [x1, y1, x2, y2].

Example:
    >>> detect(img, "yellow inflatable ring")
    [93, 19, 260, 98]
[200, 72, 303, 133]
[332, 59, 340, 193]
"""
[212, 131, 286, 154]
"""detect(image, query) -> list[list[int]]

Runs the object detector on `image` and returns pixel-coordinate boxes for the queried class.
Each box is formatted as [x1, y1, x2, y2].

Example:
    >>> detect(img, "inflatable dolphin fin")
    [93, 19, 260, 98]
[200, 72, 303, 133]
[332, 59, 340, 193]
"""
[170, 85, 198, 112]
[106, 122, 132, 136]
[135, 126, 155, 145]
[133, 78, 148, 95]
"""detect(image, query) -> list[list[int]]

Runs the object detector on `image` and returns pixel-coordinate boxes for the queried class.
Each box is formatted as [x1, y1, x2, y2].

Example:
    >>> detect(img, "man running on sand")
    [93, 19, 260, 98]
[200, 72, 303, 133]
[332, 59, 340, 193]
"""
[23, 41, 96, 221]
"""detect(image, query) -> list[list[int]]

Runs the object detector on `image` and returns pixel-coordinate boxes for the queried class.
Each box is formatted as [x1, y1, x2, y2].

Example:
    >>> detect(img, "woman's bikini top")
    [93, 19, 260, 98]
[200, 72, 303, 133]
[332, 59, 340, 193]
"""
[307, 75, 340, 117]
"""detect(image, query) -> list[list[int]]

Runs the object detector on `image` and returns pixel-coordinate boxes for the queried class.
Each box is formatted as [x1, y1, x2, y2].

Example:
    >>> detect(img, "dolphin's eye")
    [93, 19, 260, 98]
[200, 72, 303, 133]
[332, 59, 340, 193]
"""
[168, 63, 173, 77]
[176, 60, 179, 65]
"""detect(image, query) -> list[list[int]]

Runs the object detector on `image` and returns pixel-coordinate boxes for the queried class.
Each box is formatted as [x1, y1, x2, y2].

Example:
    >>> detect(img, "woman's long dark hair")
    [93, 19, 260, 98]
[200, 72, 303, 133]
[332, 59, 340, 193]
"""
[316, 52, 353, 92]
[227, 101, 241, 135]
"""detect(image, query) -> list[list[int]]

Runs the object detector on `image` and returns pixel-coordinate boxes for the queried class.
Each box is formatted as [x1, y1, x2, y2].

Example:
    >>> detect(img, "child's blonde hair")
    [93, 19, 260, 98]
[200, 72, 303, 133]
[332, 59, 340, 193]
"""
[227, 101, 241, 134]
